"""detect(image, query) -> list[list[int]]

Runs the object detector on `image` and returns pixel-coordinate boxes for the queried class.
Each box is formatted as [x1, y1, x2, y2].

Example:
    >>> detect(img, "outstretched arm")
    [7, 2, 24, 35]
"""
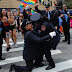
[35, 3, 42, 14]
[29, 31, 56, 43]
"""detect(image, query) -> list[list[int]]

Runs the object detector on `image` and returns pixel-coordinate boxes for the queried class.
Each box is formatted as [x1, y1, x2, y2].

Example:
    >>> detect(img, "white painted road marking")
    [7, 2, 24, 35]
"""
[1, 49, 62, 65]
[32, 59, 72, 72]
[3, 41, 24, 46]
[2, 47, 23, 53]
[0, 56, 24, 65]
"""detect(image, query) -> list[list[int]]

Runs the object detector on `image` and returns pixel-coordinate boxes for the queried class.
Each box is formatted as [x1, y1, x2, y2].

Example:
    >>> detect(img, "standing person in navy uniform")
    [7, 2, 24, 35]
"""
[35, 3, 57, 29]
[0, 9, 9, 69]
[51, 4, 61, 33]
[61, 4, 72, 44]
[9, 14, 56, 72]
[30, 13, 60, 70]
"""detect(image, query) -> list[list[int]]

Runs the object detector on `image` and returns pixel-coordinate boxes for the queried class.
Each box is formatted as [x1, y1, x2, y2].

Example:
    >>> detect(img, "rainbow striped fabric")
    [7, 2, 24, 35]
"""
[31, 9, 34, 15]
[18, 0, 37, 12]
[18, 3, 24, 12]
[22, 1, 27, 7]
[21, 0, 28, 4]
[21, 0, 37, 5]
[28, 0, 37, 5]
[52, 4, 55, 9]
[41, 0, 44, 2]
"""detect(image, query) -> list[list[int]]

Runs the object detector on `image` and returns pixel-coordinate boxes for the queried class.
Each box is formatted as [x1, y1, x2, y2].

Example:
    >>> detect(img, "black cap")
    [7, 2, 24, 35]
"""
[45, 4, 50, 8]
[55, 4, 59, 7]
[30, 13, 41, 24]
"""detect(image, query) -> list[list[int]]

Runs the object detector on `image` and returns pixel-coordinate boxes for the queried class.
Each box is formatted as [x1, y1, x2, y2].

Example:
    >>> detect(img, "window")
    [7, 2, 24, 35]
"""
[51, 1, 52, 7]
[54, 1, 55, 4]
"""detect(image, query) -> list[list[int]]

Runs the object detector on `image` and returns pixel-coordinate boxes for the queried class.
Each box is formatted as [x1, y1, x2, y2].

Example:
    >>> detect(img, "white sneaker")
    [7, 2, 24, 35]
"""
[11, 42, 15, 46]
[15, 44, 18, 48]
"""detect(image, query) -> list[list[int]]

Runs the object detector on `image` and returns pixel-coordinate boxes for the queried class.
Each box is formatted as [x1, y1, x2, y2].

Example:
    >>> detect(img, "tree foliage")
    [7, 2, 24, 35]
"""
[63, 0, 72, 8]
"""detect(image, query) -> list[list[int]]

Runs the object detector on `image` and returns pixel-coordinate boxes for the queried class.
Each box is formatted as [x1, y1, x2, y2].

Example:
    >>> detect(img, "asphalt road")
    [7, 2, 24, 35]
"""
[0, 28, 72, 72]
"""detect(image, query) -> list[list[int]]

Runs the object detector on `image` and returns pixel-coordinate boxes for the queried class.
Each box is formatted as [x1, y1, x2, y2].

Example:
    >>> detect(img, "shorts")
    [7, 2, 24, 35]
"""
[11, 25, 17, 31]
[6, 25, 11, 30]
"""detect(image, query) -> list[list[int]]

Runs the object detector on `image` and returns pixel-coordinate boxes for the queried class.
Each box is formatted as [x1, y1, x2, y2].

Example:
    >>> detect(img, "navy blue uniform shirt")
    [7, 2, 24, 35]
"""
[61, 10, 72, 24]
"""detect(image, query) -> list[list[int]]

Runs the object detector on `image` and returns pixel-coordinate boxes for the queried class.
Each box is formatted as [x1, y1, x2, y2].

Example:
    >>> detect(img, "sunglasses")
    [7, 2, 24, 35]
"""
[63, 6, 66, 7]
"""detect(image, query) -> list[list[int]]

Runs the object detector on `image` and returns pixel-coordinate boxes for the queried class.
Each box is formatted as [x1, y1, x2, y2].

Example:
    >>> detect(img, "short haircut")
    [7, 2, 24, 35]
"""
[63, 4, 67, 6]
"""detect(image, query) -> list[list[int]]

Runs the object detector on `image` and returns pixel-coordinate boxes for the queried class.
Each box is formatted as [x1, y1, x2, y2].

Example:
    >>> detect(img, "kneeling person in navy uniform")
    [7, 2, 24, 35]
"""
[9, 20, 56, 72]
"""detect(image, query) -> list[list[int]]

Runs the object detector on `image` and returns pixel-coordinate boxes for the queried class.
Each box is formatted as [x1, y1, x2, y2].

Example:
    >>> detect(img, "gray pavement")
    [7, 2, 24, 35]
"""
[0, 28, 72, 72]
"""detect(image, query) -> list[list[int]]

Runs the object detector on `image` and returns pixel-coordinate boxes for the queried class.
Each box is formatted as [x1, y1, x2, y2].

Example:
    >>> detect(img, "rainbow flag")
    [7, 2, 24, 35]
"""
[21, 0, 28, 4]
[28, 0, 37, 5]
[41, 0, 44, 2]
[59, 9, 61, 11]
[60, 26, 63, 32]
[21, 0, 37, 5]
[22, 2, 27, 7]
[52, 4, 55, 9]
[70, 19, 72, 27]
[31, 9, 34, 15]
[18, 3, 24, 12]
[0, 0, 2, 1]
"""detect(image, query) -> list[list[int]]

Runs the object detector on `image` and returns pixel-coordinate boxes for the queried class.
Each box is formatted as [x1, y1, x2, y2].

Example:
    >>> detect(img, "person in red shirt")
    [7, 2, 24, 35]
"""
[1, 9, 11, 51]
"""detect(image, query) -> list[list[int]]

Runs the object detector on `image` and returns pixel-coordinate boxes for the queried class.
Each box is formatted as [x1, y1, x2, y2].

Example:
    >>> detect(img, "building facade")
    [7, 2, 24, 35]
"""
[0, 0, 57, 10]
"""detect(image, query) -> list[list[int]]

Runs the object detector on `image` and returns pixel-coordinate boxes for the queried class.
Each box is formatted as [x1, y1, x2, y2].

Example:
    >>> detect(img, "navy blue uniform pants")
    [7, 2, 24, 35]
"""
[35, 44, 55, 66]
[62, 23, 70, 41]
[15, 60, 33, 72]
[43, 44, 55, 66]
[0, 43, 2, 58]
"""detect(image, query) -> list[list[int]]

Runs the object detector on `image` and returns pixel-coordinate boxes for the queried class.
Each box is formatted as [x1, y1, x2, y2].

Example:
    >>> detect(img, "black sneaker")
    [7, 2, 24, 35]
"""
[62, 40, 67, 42]
[0, 66, 1, 69]
[9, 45, 11, 49]
[6, 48, 9, 51]
[68, 41, 70, 44]
[0, 57, 5, 60]
[45, 65, 55, 70]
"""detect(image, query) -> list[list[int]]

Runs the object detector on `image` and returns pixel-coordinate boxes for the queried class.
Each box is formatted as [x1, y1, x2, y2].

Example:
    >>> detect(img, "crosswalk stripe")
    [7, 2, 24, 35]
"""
[2, 46, 62, 55]
[0, 49, 62, 65]
[3, 41, 24, 46]
[3, 39, 24, 42]
[32, 59, 72, 72]
[51, 49, 62, 55]
[2, 47, 23, 53]
[0, 56, 24, 65]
